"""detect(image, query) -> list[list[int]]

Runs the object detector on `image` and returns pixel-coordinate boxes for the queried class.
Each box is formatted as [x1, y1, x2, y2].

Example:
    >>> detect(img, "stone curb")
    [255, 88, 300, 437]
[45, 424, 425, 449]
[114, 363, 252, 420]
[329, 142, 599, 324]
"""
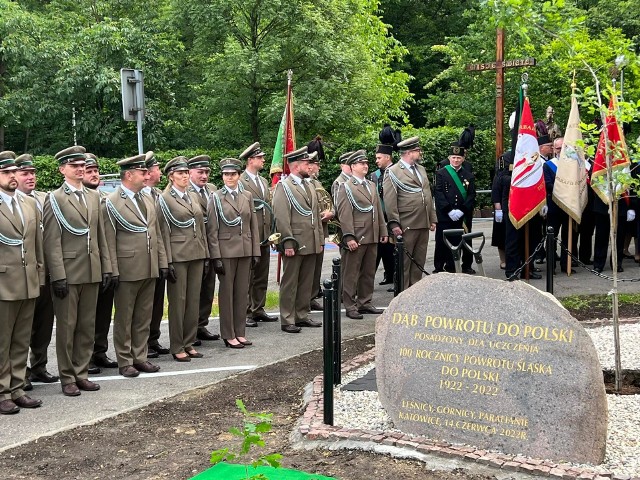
[296, 348, 639, 480]
[580, 317, 640, 328]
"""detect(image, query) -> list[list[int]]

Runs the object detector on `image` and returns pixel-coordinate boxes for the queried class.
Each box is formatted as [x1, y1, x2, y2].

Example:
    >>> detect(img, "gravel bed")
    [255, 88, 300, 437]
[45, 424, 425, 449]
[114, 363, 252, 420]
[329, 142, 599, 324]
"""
[333, 324, 640, 476]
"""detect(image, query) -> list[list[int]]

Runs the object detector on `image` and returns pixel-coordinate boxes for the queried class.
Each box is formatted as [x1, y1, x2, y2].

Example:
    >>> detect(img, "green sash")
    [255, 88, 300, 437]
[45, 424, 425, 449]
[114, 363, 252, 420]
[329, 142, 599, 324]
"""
[444, 165, 467, 200]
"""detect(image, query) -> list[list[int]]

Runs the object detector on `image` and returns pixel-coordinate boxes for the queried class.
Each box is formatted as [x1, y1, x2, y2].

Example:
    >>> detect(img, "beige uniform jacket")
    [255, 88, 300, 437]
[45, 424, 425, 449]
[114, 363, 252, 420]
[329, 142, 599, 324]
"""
[272, 176, 323, 255]
[43, 185, 111, 284]
[103, 187, 168, 281]
[336, 178, 386, 245]
[158, 188, 208, 264]
[383, 162, 437, 230]
[206, 188, 260, 259]
[189, 182, 216, 220]
[0, 194, 44, 300]
[239, 172, 272, 243]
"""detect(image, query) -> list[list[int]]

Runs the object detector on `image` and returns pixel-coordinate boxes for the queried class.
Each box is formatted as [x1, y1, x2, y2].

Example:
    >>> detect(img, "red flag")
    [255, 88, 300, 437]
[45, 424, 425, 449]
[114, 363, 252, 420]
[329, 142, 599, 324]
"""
[270, 72, 296, 186]
[508, 97, 547, 229]
[591, 95, 630, 203]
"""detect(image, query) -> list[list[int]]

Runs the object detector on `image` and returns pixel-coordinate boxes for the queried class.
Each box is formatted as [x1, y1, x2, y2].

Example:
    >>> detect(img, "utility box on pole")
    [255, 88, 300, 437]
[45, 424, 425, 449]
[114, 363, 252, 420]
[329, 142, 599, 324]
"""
[120, 68, 145, 153]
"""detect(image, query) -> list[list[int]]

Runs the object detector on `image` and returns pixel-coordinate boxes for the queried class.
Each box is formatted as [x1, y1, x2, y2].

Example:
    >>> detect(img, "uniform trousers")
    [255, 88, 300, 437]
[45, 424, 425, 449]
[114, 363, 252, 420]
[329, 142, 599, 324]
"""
[0, 299, 36, 401]
[167, 260, 203, 354]
[401, 228, 429, 287]
[114, 278, 155, 367]
[219, 257, 251, 339]
[93, 285, 114, 357]
[312, 250, 324, 299]
[53, 283, 99, 386]
[342, 243, 377, 313]
[375, 241, 394, 280]
[593, 213, 626, 270]
[29, 281, 54, 375]
[148, 277, 165, 346]
[280, 253, 316, 326]
[247, 245, 270, 317]
[198, 262, 216, 328]
[578, 212, 595, 263]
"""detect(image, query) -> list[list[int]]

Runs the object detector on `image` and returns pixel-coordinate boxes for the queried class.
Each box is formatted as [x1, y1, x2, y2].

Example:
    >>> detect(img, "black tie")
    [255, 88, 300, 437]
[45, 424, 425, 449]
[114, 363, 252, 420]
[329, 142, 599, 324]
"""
[231, 191, 237, 202]
[302, 181, 312, 203]
[135, 192, 147, 219]
[410, 165, 420, 182]
[200, 188, 208, 203]
[11, 199, 22, 225]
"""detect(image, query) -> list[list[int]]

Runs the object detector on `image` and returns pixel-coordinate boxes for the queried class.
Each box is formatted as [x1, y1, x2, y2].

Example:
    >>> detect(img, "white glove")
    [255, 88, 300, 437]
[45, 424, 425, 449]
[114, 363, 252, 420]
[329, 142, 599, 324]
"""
[448, 210, 458, 221]
[494, 210, 503, 223]
[452, 209, 464, 221]
[627, 210, 636, 222]
[540, 205, 548, 217]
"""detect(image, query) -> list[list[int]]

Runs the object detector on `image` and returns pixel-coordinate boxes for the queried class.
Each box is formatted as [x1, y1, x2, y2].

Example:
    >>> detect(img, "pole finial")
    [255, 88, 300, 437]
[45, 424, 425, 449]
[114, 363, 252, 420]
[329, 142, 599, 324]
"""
[571, 70, 576, 92]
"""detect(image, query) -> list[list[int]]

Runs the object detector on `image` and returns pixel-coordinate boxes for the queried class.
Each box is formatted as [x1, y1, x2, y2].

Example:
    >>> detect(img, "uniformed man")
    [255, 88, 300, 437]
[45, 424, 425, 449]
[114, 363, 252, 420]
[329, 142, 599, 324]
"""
[331, 152, 353, 201]
[84, 153, 118, 372]
[306, 151, 333, 311]
[383, 136, 437, 287]
[14, 155, 59, 387]
[239, 142, 278, 326]
[0, 151, 45, 414]
[433, 143, 477, 274]
[336, 150, 387, 319]
[272, 147, 324, 333]
[207, 158, 260, 348]
[369, 144, 394, 287]
[188, 155, 220, 343]
[103, 154, 168, 377]
[158, 157, 209, 361]
[43, 146, 112, 396]
[143, 152, 171, 357]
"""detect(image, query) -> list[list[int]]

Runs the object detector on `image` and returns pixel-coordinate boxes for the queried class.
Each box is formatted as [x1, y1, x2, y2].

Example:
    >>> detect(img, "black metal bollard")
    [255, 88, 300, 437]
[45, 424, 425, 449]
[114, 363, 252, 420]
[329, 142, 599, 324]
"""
[394, 235, 405, 296]
[331, 258, 342, 385]
[322, 278, 334, 425]
[546, 227, 554, 294]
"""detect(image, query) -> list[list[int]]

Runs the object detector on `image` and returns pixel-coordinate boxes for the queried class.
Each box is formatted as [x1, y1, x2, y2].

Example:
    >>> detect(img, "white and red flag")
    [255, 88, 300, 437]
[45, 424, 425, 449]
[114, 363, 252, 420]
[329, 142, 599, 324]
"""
[508, 97, 547, 229]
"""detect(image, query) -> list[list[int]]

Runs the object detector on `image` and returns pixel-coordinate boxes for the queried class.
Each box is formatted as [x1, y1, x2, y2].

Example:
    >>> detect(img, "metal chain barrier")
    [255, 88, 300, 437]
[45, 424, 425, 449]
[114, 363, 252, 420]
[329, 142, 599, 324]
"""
[555, 238, 640, 283]
[505, 237, 547, 282]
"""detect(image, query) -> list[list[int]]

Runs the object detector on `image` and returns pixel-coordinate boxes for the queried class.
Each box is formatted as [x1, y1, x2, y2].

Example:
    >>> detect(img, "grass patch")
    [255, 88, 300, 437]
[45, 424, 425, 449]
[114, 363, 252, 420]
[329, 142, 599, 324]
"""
[162, 290, 280, 319]
[559, 293, 640, 320]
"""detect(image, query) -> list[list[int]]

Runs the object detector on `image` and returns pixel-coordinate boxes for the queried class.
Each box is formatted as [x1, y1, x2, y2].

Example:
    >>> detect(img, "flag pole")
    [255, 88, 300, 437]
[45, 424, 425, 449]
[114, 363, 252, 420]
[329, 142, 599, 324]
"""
[566, 75, 577, 277]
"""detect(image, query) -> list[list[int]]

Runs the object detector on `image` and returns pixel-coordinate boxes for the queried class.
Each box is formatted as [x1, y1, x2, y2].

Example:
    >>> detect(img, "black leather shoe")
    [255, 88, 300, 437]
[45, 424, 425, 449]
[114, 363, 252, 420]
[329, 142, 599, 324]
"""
[14, 395, 42, 408]
[24, 379, 33, 391]
[0, 399, 19, 414]
[358, 306, 383, 314]
[253, 312, 278, 322]
[295, 318, 322, 327]
[534, 258, 545, 264]
[387, 287, 394, 292]
[246, 318, 258, 327]
[521, 272, 542, 280]
[92, 354, 118, 368]
[172, 354, 191, 362]
[462, 267, 476, 275]
[186, 350, 204, 358]
[148, 343, 170, 355]
[379, 277, 393, 285]
[192, 339, 202, 347]
[88, 366, 102, 375]
[197, 327, 220, 341]
[281, 325, 301, 333]
[346, 311, 364, 319]
[310, 300, 324, 311]
[30, 370, 59, 383]
[617, 265, 624, 273]
[147, 350, 159, 359]
[594, 266, 603, 273]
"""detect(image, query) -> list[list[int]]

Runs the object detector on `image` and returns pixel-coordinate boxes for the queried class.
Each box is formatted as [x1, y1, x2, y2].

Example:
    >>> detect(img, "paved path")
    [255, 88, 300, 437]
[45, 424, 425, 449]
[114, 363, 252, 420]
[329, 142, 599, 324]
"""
[2, 219, 636, 451]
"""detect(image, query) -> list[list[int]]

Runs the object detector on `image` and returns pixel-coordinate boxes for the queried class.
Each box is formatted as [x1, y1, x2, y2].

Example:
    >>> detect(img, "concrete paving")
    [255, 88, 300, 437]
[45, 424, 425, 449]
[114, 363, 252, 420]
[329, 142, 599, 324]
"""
[1, 219, 636, 451]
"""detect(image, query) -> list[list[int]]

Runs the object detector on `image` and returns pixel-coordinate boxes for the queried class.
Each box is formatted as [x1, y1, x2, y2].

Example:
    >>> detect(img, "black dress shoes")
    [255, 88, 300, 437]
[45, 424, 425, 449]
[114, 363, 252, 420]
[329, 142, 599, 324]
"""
[172, 354, 191, 362]
[30, 370, 59, 383]
[197, 327, 221, 341]
[147, 350, 159, 359]
[24, 379, 33, 391]
[253, 312, 278, 322]
[133, 361, 161, 373]
[295, 318, 322, 327]
[462, 267, 476, 275]
[88, 366, 102, 375]
[358, 306, 383, 314]
[119, 366, 140, 378]
[246, 318, 258, 327]
[387, 287, 394, 292]
[223, 339, 244, 349]
[522, 272, 542, 280]
[379, 277, 393, 285]
[76, 379, 100, 391]
[281, 325, 301, 333]
[0, 399, 20, 414]
[192, 339, 202, 346]
[62, 383, 81, 397]
[14, 395, 42, 408]
[92, 354, 118, 368]
[310, 300, 324, 311]
[148, 343, 170, 355]
[594, 266, 604, 273]
[346, 311, 364, 319]
[186, 350, 204, 358]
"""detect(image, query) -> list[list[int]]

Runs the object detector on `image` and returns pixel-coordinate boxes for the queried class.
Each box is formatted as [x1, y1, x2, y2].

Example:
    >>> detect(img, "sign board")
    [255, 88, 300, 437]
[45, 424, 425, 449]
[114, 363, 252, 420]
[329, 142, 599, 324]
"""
[120, 68, 145, 122]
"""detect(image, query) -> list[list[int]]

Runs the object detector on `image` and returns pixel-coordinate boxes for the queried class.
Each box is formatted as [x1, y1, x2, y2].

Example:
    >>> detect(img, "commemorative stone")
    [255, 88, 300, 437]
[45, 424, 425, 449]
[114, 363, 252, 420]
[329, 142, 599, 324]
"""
[376, 274, 607, 464]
